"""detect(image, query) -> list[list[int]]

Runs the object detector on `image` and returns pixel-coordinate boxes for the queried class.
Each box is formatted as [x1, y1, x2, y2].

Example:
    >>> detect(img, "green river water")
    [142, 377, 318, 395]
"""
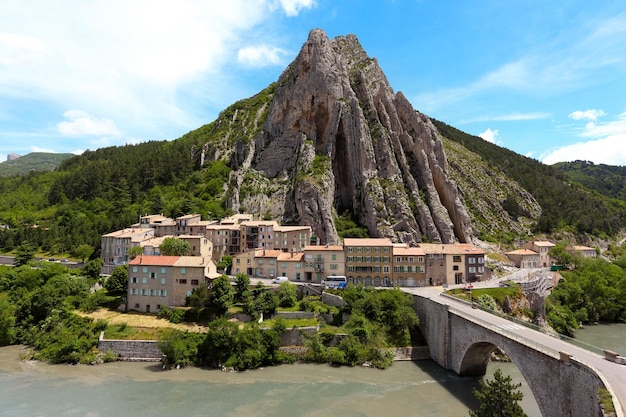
[1, 323, 624, 417]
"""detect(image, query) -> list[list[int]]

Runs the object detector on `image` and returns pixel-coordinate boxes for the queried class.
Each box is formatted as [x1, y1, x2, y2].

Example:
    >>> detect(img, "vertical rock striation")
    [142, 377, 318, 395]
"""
[241, 29, 473, 245]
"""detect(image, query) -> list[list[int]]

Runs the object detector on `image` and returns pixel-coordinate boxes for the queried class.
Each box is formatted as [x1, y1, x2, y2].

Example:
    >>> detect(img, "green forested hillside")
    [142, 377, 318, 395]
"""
[0, 85, 276, 258]
[553, 160, 626, 201]
[0, 89, 625, 260]
[433, 119, 626, 237]
[0, 152, 74, 177]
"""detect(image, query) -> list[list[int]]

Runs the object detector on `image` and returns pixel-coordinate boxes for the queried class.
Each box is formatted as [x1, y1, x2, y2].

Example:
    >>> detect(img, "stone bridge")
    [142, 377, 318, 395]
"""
[411, 291, 625, 417]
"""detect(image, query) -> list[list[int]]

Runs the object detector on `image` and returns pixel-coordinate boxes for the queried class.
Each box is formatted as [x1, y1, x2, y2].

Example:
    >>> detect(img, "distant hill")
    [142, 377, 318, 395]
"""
[553, 160, 626, 201]
[0, 152, 75, 177]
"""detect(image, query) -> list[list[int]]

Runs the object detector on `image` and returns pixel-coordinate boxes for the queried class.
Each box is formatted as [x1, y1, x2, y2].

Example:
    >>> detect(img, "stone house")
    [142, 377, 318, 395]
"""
[506, 249, 540, 268]
[127, 255, 217, 313]
[392, 246, 427, 287]
[302, 245, 345, 283]
[523, 241, 555, 267]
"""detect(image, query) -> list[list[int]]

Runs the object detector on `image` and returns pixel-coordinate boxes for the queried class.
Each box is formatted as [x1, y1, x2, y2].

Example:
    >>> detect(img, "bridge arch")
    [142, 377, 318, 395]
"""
[412, 293, 608, 417]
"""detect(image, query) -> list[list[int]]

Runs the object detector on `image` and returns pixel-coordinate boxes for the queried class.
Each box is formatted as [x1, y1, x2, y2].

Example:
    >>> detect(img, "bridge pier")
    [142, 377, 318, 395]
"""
[413, 293, 606, 417]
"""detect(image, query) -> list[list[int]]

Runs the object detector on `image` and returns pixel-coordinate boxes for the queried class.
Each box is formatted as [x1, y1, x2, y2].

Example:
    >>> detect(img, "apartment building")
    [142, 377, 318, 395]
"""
[100, 227, 155, 274]
[419, 243, 486, 285]
[392, 246, 427, 287]
[153, 214, 216, 237]
[127, 255, 217, 313]
[343, 238, 394, 286]
[303, 245, 345, 283]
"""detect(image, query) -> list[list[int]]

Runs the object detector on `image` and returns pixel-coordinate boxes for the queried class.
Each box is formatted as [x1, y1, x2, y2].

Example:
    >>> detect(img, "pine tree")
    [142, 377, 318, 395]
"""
[469, 369, 528, 417]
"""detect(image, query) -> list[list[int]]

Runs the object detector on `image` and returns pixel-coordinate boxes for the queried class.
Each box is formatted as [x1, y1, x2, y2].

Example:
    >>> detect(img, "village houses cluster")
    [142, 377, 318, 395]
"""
[100, 213, 594, 313]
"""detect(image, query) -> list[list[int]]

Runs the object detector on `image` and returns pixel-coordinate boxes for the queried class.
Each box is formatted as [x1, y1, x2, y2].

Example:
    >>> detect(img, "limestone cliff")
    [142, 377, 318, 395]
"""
[193, 29, 539, 245]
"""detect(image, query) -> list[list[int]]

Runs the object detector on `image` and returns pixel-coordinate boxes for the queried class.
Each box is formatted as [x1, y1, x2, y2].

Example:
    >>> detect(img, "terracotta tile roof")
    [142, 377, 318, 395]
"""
[304, 245, 343, 251]
[129, 255, 180, 266]
[393, 246, 426, 256]
[343, 238, 393, 247]
[277, 252, 305, 261]
[506, 249, 538, 255]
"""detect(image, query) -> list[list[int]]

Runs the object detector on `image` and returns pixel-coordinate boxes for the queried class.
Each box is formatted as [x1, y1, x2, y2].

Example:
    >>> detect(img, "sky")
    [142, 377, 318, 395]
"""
[1, 0, 626, 166]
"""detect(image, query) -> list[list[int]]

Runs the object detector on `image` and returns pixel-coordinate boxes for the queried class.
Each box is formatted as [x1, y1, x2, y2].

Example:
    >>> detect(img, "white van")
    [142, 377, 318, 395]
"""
[271, 276, 289, 284]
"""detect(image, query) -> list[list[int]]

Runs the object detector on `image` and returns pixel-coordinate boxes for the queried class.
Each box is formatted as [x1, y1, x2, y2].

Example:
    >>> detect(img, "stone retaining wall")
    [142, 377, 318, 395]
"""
[321, 292, 346, 308]
[274, 311, 316, 320]
[97, 332, 162, 362]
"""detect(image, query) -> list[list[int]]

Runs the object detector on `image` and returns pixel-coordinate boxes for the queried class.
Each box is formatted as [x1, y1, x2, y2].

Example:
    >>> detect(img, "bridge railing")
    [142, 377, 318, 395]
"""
[441, 292, 606, 357]
[447, 303, 560, 359]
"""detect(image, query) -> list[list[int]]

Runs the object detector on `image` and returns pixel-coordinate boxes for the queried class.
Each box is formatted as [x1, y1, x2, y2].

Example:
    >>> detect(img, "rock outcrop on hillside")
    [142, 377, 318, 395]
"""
[224, 29, 476, 245]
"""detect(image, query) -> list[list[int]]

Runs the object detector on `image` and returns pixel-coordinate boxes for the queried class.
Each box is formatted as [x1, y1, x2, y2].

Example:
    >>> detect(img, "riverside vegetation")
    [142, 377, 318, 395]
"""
[0, 261, 419, 370]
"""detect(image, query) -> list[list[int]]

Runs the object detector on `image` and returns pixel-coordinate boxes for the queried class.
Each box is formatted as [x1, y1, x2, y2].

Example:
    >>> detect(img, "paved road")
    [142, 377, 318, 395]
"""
[404, 285, 626, 417]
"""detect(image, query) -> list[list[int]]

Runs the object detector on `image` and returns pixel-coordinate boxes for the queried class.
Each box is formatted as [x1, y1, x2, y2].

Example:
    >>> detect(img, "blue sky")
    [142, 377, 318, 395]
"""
[1, 0, 626, 165]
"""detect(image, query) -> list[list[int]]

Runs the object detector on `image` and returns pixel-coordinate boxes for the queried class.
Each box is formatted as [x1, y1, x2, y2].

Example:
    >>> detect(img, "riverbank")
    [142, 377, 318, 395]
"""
[0, 345, 542, 417]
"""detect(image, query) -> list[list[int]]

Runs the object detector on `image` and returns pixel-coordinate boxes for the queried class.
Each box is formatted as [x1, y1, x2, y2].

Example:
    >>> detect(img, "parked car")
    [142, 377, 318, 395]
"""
[271, 276, 289, 284]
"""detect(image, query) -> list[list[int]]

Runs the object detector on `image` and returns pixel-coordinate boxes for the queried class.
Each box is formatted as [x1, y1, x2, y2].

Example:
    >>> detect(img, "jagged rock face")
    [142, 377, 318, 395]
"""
[243, 29, 473, 245]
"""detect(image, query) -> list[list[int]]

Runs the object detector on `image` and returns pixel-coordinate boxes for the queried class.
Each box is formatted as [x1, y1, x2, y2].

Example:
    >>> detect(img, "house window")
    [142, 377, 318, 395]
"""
[142, 277, 147, 284]
[269, 259, 275, 265]
[132, 266, 138, 273]
[347, 266, 354, 272]
[181, 268, 187, 274]
[131, 277, 138, 284]
[409, 257, 414, 263]
[396, 257, 401, 263]
[383, 266, 390, 273]
[469, 257, 476, 264]
[331, 254, 337, 261]
[161, 278, 166, 285]
[330, 264, 338, 270]
[469, 267, 476, 273]
[281, 262, 287, 268]
[453, 256, 461, 262]
[258, 259, 263, 265]
[179, 279, 187, 284]
[296, 263, 301, 269]
[150, 289, 156, 296]
[150, 272, 157, 279]
[191, 279, 199, 286]
[348, 248, 354, 253]
[143, 267, 148, 273]
[453, 266, 459, 271]
[418, 256, 424, 263]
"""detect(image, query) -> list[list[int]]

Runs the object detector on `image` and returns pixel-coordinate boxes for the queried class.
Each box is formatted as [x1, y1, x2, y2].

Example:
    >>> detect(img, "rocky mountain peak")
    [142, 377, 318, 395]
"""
[220, 29, 475, 245]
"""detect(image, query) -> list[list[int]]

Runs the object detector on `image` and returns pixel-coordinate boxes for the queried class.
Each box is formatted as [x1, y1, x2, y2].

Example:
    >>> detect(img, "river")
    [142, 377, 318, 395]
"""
[0, 345, 541, 417]
[2, 323, 624, 417]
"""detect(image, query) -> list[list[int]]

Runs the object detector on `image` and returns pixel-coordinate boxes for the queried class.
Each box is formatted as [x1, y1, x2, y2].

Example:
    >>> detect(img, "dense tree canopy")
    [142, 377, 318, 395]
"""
[547, 257, 626, 335]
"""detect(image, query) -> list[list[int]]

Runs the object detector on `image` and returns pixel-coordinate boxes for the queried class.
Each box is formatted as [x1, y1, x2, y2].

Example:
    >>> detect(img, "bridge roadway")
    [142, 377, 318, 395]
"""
[404, 284, 626, 417]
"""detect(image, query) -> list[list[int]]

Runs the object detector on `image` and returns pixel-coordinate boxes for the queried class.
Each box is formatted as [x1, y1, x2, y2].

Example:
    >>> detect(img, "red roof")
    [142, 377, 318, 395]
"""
[129, 255, 181, 266]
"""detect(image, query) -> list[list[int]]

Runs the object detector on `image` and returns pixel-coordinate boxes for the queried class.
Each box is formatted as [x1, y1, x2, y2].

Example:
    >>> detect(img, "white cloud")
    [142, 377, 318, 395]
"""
[237, 45, 288, 67]
[56, 110, 121, 137]
[572, 111, 626, 138]
[542, 133, 626, 165]
[479, 128, 499, 144]
[30, 146, 56, 153]
[568, 109, 606, 121]
[272, 0, 316, 16]
[0, 0, 288, 140]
